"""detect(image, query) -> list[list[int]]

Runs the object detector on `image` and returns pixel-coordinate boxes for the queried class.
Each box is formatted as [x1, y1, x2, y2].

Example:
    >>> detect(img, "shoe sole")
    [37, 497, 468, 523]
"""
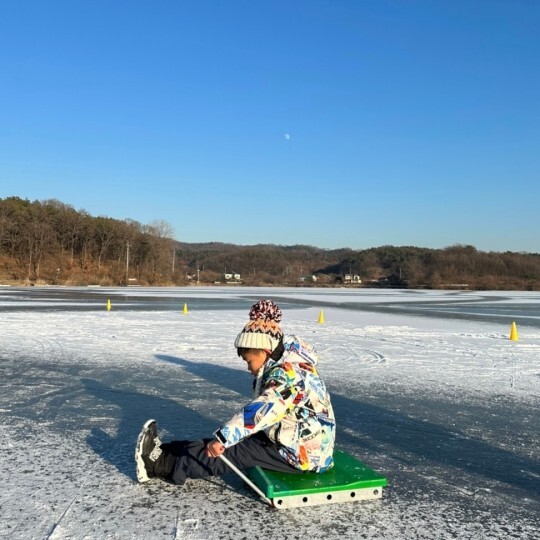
[135, 419, 157, 483]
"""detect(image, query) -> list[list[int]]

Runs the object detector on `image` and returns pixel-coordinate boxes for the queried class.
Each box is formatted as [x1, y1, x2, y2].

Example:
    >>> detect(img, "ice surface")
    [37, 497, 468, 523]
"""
[0, 287, 538, 539]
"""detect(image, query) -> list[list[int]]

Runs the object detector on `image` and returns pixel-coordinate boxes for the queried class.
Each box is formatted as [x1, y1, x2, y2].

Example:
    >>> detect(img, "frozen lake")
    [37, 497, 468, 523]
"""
[0, 287, 539, 539]
[2, 286, 540, 327]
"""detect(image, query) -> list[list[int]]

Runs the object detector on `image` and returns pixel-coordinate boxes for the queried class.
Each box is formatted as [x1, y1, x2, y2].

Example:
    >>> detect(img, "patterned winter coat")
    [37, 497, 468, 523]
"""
[215, 335, 335, 472]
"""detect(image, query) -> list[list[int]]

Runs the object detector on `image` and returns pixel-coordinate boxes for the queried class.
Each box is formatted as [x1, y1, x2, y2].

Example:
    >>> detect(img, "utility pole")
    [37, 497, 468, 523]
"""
[172, 249, 176, 273]
[126, 242, 130, 282]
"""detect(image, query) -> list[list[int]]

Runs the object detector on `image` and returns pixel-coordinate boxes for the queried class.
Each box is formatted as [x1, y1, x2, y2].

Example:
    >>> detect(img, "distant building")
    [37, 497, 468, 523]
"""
[224, 272, 242, 283]
[299, 275, 318, 283]
[344, 274, 362, 284]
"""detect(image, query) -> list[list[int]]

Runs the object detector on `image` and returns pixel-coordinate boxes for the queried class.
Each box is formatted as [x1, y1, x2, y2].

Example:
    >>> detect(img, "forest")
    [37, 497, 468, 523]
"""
[1, 197, 539, 290]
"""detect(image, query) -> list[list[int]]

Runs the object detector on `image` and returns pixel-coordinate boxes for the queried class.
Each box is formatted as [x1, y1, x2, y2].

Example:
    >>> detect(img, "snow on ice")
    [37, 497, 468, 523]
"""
[0, 287, 539, 539]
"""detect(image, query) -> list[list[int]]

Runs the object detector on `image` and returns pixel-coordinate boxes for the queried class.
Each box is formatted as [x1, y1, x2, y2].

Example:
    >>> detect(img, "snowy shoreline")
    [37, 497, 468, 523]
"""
[1, 289, 539, 539]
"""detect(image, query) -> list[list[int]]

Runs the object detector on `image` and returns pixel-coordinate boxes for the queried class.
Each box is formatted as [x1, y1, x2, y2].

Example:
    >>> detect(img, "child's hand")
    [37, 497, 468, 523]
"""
[206, 440, 225, 458]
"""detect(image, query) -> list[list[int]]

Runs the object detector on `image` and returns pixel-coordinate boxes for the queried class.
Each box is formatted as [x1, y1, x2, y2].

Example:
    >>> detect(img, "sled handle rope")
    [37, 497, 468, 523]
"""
[218, 454, 273, 506]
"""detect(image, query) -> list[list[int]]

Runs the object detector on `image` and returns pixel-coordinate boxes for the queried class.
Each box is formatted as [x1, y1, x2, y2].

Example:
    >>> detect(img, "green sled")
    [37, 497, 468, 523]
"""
[246, 449, 388, 509]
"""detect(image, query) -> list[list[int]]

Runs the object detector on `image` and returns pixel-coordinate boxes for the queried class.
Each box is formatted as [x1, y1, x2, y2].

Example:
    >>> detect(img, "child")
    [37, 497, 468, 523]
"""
[135, 299, 335, 485]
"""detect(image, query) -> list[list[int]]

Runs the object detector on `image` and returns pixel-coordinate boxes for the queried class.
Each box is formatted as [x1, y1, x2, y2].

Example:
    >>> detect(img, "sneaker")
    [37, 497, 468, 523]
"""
[135, 419, 163, 483]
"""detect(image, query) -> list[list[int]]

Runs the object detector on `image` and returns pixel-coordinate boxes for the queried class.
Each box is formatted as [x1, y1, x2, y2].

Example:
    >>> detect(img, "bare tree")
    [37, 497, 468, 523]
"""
[11, 203, 54, 280]
[94, 217, 118, 269]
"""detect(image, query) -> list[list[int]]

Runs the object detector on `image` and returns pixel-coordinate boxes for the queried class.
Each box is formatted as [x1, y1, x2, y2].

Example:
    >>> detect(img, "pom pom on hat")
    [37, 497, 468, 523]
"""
[248, 299, 282, 323]
[235, 300, 283, 351]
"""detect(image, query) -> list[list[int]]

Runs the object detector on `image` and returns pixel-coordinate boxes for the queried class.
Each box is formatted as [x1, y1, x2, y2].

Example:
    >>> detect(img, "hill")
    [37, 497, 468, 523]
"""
[1, 197, 539, 289]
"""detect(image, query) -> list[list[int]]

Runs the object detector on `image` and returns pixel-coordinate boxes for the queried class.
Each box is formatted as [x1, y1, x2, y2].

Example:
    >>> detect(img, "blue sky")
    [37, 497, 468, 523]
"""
[1, 1, 539, 252]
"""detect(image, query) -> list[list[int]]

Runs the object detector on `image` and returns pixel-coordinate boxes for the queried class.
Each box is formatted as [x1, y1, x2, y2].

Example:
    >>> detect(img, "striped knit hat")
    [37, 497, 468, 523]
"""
[234, 300, 283, 351]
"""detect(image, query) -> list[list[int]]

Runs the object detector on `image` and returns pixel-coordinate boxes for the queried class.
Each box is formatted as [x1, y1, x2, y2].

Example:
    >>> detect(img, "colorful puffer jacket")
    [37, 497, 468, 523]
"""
[215, 335, 335, 472]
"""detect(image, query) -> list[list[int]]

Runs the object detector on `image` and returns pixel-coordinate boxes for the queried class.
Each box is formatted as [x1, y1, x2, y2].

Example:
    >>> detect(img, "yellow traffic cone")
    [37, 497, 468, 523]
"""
[182, 303, 189, 315]
[509, 322, 519, 341]
[317, 309, 325, 324]
[106, 299, 112, 311]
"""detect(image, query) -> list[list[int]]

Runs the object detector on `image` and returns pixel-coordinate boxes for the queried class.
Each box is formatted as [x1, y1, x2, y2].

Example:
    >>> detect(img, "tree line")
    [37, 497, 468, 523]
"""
[1, 197, 539, 289]
[329, 244, 540, 290]
[179, 242, 540, 290]
[0, 197, 177, 285]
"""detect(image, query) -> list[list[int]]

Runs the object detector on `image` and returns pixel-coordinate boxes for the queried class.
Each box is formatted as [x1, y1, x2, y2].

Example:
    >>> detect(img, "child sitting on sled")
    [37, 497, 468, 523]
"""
[135, 299, 335, 485]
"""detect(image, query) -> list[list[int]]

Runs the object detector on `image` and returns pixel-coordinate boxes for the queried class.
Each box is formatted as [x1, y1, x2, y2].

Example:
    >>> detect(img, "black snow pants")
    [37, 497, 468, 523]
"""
[151, 432, 301, 485]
